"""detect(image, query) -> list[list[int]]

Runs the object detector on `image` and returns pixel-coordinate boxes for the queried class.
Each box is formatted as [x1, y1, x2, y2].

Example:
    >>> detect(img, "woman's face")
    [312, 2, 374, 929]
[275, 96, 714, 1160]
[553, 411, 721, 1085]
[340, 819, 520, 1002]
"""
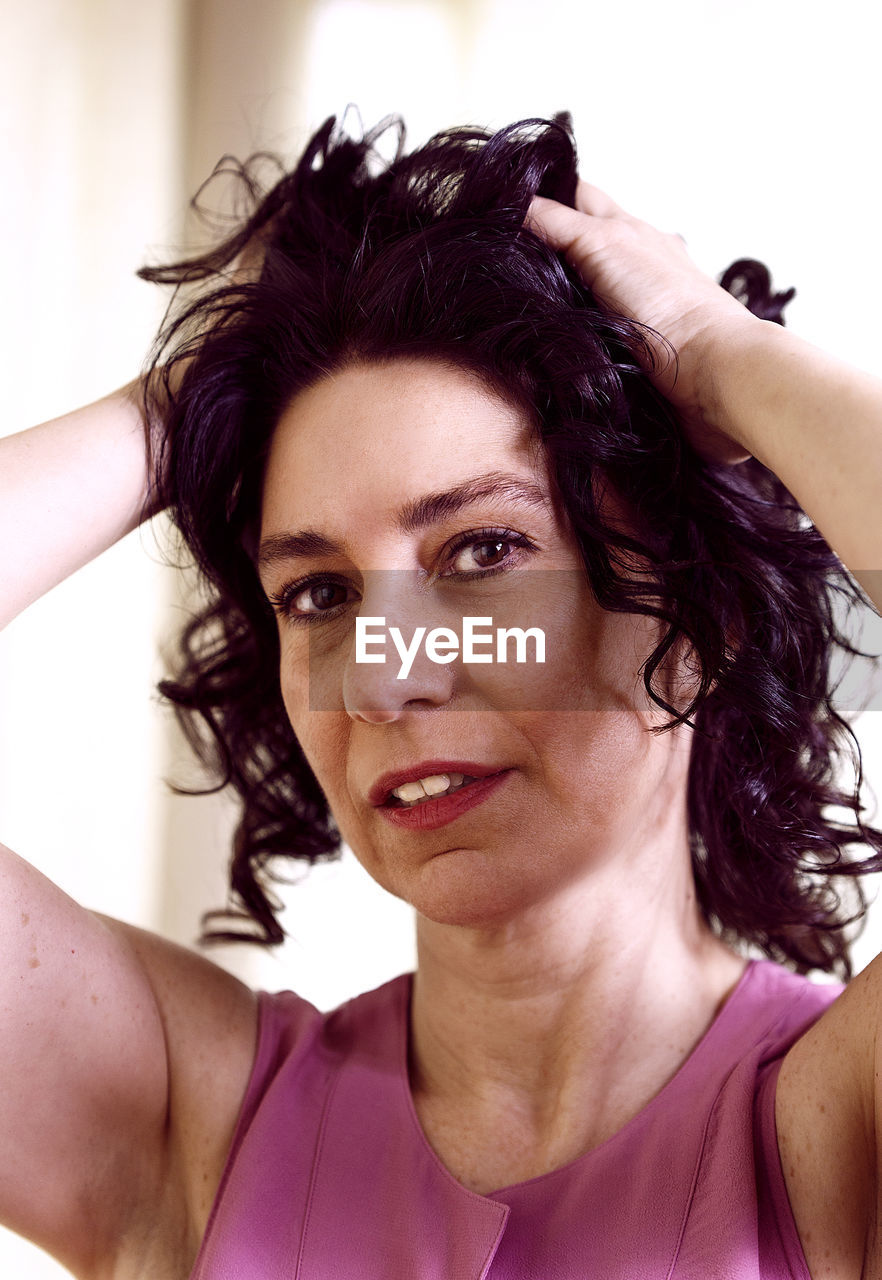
[258, 358, 694, 928]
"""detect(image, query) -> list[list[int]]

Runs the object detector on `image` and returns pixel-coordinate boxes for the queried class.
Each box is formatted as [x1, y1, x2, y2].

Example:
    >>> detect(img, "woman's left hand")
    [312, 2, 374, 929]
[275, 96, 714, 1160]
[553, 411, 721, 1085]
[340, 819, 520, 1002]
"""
[525, 181, 760, 464]
[530, 180, 882, 615]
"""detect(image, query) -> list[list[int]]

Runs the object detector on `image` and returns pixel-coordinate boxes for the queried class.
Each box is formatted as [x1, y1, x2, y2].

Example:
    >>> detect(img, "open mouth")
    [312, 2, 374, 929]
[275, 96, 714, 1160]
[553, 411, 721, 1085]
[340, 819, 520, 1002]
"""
[385, 772, 479, 808]
[377, 769, 512, 830]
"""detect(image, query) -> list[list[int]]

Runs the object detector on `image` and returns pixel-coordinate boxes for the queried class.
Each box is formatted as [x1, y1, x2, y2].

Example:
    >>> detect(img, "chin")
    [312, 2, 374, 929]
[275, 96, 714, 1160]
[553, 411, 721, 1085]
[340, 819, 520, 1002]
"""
[403, 849, 546, 930]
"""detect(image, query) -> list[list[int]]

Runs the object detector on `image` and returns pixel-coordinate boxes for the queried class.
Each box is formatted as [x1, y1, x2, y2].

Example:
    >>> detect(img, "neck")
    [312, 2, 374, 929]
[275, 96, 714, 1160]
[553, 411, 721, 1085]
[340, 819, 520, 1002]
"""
[408, 850, 746, 1187]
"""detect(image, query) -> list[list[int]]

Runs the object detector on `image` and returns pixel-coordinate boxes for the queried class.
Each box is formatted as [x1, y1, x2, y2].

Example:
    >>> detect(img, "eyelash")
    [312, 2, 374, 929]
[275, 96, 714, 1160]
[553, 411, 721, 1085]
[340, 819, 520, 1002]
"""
[267, 527, 539, 626]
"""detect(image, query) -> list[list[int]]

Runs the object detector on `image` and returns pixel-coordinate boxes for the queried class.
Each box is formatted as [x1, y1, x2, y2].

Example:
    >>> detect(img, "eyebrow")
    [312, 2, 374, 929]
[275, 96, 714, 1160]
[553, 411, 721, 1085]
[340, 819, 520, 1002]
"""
[257, 472, 551, 571]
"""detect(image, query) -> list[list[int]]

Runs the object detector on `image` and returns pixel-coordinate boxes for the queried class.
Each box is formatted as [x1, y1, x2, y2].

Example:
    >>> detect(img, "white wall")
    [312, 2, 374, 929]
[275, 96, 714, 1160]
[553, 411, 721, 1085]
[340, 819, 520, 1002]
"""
[2, 0, 881, 1273]
[0, 4, 184, 1274]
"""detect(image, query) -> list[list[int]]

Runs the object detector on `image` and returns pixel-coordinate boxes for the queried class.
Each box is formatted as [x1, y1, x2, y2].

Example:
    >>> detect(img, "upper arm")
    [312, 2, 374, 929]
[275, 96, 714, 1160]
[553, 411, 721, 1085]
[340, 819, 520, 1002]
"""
[775, 961, 880, 1279]
[0, 841, 258, 1278]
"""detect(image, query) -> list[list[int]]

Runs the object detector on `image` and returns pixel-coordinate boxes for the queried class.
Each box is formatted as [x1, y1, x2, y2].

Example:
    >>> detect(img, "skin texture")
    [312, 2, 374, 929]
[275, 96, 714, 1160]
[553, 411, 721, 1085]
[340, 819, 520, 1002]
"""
[259, 359, 695, 925]
[258, 357, 746, 1194]
[4, 175, 882, 1278]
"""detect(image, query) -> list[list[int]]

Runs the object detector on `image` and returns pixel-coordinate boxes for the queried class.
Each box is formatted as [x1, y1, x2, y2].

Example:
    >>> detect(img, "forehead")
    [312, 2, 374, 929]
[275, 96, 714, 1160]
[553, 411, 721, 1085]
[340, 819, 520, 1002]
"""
[260, 358, 546, 534]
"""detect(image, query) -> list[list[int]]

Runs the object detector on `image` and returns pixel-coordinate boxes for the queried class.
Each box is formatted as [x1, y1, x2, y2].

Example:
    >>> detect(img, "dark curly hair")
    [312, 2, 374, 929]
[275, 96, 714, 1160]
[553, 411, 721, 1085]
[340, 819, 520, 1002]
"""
[139, 111, 882, 978]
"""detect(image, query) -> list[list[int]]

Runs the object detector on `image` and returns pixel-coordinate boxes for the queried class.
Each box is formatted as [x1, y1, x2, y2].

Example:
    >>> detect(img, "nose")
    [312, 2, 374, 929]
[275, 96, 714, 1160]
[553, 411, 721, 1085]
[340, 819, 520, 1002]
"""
[342, 573, 456, 723]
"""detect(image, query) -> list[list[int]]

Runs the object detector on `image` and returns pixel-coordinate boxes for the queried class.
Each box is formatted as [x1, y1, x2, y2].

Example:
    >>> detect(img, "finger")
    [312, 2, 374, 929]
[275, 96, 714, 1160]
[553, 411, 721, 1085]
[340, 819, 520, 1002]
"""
[524, 195, 593, 256]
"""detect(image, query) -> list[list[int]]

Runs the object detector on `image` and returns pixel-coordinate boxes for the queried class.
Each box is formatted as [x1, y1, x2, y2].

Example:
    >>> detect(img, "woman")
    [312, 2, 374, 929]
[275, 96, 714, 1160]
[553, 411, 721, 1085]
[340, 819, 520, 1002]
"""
[2, 113, 882, 1278]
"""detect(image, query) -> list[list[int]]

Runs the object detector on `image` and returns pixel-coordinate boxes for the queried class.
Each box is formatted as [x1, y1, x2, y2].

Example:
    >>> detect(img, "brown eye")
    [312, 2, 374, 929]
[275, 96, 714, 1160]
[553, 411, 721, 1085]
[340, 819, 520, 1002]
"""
[447, 532, 528, 576]
[471, 539, 508, 567]
[293, 581, 349, 614]
[268, 576, 355, 625]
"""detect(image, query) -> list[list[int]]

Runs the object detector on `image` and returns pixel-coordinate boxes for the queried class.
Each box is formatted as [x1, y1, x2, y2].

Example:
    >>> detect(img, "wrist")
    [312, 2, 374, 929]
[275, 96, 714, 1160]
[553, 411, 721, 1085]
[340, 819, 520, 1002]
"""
[693, 312, 786, 458]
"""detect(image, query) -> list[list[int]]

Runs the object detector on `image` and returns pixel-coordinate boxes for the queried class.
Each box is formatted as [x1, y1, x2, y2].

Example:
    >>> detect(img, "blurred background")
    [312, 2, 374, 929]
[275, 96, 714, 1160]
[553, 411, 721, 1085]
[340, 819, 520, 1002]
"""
[2, 0, 881, 1273]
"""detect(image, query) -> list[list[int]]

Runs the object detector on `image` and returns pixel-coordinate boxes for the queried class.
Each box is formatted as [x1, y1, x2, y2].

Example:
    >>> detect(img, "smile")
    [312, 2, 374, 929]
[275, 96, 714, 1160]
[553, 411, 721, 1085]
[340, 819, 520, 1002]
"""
[388, 772, 476, 807]
[379, 770, 511, 831]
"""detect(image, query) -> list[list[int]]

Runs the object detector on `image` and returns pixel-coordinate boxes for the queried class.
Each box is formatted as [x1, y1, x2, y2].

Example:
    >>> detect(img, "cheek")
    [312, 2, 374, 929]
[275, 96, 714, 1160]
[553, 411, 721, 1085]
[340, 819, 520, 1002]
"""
[530, 706, 652, 792]
[522, 606, 676, 819]
[520, 706, 682, 881]
[548, 594, 662, 725]
[278, 663, 306, 745]
[590, 607, 680, 725]
[278, 665, 347, 802]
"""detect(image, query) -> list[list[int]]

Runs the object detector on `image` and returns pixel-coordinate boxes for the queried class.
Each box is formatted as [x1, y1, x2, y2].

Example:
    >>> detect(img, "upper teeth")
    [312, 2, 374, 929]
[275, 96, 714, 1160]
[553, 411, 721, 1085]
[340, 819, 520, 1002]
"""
[391, 773, 470, 805]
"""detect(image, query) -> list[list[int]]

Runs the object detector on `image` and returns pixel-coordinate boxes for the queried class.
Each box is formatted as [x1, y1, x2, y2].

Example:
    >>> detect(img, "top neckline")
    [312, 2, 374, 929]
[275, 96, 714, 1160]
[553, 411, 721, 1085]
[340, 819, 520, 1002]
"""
[392, 957, 758, 1200]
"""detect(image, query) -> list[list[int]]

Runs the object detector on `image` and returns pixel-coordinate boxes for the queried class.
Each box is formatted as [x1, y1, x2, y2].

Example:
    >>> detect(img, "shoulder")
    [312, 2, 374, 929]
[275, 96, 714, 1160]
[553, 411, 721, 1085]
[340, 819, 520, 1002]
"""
[98, 916, 260, 1274]
[185, 974, 411, 1279]
[775, 955, 880, 1279]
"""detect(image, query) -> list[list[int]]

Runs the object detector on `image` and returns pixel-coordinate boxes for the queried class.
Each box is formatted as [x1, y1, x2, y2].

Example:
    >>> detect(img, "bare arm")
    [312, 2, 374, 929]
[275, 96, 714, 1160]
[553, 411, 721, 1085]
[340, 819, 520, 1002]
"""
[526, 184, 882, 612]
[0, 383, 154, 630]
[700, 320, 882, 610]
[0, 388, 257, 1276]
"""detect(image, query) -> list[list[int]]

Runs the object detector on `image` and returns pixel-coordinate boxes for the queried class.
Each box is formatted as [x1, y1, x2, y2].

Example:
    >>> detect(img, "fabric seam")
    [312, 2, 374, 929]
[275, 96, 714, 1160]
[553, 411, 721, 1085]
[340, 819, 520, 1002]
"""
[294, 1045, 345, 1279]
[665, 979, 818, 1278]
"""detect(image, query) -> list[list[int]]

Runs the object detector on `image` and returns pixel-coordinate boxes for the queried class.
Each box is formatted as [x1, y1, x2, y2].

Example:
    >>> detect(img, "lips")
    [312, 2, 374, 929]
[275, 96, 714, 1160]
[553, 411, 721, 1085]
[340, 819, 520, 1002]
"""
[378, 770, 511, 830]
[368, 760, 508, 808]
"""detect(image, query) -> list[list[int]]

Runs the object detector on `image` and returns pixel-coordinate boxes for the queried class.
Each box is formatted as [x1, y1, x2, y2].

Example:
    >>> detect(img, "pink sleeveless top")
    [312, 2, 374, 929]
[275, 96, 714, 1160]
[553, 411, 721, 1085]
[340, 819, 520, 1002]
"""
[190, 959, 841, 1279]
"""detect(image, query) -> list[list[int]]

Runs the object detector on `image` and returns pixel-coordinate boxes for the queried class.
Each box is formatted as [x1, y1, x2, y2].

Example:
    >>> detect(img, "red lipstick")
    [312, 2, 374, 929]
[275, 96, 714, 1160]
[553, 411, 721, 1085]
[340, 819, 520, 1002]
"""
[368, 760, 506, 807]
[368, 760, 512, 832]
